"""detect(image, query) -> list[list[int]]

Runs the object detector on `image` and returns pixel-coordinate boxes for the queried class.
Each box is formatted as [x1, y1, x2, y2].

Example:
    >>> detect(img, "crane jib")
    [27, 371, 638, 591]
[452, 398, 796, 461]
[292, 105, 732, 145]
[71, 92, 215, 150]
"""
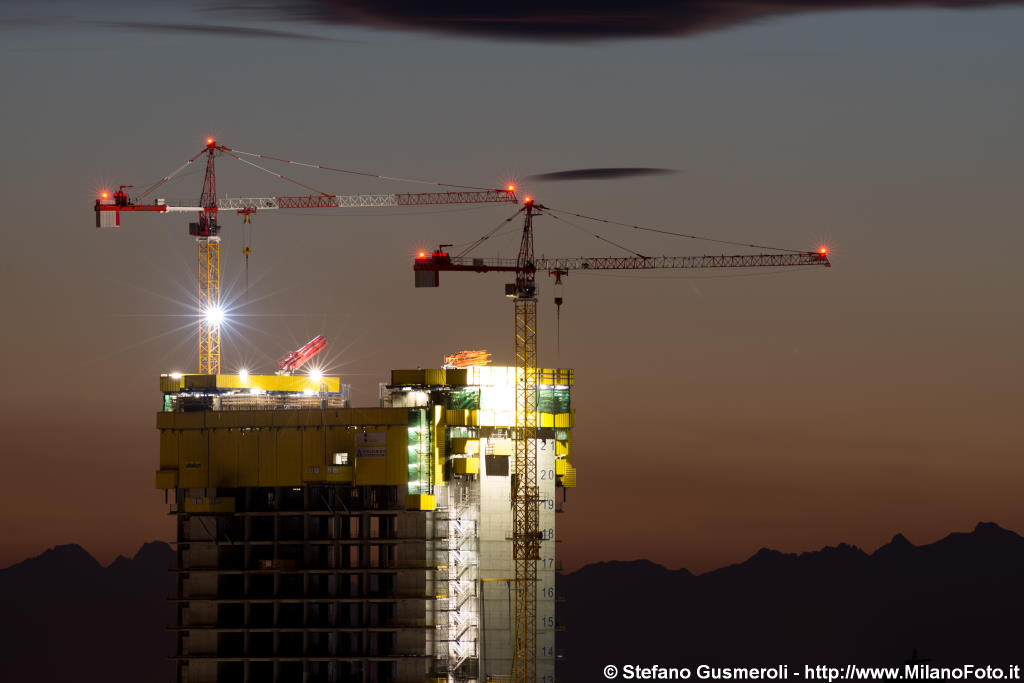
[413, 252, 831, 273]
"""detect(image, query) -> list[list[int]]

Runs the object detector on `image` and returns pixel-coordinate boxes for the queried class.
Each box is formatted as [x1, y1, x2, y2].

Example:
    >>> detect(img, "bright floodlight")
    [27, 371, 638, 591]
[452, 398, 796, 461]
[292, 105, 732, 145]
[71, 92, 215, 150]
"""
[310, 369, 323, 384]
[204, 305, 225, 326]
[239, 368, 249, 381]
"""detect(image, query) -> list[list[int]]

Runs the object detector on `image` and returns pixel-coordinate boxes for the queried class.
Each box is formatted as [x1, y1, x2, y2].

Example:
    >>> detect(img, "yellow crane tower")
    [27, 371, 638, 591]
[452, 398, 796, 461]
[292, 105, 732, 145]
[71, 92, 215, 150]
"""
[414, 200, 831, 683]
[94, 137, 518, 374]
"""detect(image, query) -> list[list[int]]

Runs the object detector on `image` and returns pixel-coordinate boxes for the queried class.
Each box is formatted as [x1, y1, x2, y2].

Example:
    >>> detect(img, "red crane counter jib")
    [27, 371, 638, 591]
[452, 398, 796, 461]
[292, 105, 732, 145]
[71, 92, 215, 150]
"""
[278, 335, 328, 373]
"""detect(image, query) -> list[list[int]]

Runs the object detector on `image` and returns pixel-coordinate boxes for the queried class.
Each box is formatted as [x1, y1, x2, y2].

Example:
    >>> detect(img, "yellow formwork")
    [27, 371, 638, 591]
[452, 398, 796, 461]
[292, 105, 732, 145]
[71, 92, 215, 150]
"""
[238, 432, 259, 487]
[555, 410, 575, 429]
[161, 373, 341, 394]
[453, 457, 480, 475]
[450, 438, 480, 455]
[155, 469, 178, 488]
[556, 431, 571, 457]
[160, 409, 405, 430]
[555, 458, 567, 476]
[303, 462, 355, 483]
[431, 405, 446, 487]
[210, 429, 238, 488]
[157, 409, 411, 489]
[406, 493, 436, 511]
[445, 409, 480, 426]
[444, 368, 468, 385]
[391, 369, 448, 386]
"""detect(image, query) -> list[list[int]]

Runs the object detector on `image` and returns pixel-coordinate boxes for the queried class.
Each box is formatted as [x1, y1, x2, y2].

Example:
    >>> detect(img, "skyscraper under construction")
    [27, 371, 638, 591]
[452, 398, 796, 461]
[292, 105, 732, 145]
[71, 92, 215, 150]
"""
[155, 366, 576, 683]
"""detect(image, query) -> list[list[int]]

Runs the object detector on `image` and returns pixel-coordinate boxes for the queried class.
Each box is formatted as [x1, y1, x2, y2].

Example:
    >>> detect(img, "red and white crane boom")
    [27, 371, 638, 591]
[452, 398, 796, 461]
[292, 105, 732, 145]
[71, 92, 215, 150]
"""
[93, 138, 517, 374]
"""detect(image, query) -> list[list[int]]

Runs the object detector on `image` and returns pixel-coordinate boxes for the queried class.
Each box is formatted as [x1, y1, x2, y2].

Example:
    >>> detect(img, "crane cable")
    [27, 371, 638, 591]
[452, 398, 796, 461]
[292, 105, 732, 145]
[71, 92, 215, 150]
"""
[137, 147, 210, 199]
[134, 142, 507, 203]
[218, 148, 335, 197]
[243, 221, 253, 304]
[544, 212, 648, 258]
[545, 206, 809, 253]
[222, 146, 503, 192]
[456, 207, 526, 258]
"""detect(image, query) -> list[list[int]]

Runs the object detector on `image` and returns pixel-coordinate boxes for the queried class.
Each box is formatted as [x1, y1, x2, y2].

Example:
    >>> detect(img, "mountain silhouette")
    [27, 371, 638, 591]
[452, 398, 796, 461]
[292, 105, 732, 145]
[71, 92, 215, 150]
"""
[0, 541, 175, 683]
[2, 524, 1022, 682]
[558, 522, 1024, 682]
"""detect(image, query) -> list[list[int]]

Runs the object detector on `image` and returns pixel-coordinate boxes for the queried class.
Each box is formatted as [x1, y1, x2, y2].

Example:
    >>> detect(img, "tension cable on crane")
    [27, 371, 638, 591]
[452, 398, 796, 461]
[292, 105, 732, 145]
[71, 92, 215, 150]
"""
[137, 147, 211, 199]
[95, 137, 518, 376]
[456, 207, 526, 258]
[545, 205, 812, 253]
[545, 212, 649, 258]
[220, 145, 503, 191]
[218, 148, 335, 197]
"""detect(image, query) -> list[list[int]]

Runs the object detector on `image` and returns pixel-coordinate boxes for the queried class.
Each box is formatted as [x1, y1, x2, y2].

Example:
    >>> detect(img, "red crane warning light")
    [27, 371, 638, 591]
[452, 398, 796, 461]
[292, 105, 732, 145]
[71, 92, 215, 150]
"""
[206, 137, 215, 146]
[819, 246, 828, 255]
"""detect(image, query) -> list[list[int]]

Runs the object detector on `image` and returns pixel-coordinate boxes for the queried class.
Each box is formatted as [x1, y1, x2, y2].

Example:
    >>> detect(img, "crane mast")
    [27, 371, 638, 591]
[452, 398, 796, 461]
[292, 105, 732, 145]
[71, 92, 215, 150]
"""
[413, 203, 830, 683]
[93, 138, 518, 376]
[194, 139, 221, 374]
[511, 200, 540, 683]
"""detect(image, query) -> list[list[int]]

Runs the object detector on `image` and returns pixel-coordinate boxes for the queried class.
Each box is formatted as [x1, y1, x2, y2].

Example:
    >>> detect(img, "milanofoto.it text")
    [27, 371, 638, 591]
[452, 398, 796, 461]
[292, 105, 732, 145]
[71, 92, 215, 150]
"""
[605, 665, 1022, 681]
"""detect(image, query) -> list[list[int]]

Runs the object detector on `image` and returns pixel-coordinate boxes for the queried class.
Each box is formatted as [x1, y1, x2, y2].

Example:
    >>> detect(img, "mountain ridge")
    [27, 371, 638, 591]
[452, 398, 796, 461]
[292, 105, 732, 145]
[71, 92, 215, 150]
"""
[3, 524, 1022, 682]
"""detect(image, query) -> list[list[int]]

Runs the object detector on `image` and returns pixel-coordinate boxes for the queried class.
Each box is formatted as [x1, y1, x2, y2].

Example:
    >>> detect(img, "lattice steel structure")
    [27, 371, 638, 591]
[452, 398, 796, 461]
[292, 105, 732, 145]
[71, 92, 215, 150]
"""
[510, 201, 541, 683]
[195, 141, 222, 374]
[196, 239, 221, 374]
[411, 200, 831, 682]
[92, 138, 518, 376]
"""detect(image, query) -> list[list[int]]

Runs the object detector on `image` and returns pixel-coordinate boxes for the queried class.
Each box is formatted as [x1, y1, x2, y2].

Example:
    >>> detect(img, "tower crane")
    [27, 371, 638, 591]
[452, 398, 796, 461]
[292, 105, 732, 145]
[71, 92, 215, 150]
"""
[413, 199, 831, 683]
[94, 137, 517, 374]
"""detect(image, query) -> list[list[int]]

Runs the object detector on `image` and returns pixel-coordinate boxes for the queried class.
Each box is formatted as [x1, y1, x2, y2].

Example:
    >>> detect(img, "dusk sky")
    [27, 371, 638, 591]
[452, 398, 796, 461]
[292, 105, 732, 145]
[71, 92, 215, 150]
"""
[0, 0, 1021, 573]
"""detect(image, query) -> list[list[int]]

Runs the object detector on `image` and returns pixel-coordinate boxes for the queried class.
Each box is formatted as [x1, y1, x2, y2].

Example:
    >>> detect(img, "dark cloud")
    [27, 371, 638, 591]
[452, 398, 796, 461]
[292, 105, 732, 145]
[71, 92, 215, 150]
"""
[0, 15, 336, 42]
[93, 21, 338, 41]
[525, 167, 679, 182]
[230, 1, 1024, 41]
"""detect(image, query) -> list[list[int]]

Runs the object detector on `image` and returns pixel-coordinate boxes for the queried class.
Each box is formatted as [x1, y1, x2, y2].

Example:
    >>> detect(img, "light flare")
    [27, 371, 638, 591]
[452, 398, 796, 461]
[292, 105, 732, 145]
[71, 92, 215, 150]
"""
[203, 305, 225, 326]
